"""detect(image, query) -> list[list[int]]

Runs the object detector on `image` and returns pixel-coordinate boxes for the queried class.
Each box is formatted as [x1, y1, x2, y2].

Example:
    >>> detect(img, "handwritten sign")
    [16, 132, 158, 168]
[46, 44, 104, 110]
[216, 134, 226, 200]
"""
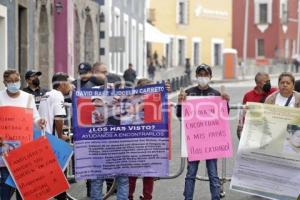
[0, 106, 33, 167]
[3, 137, 69, 200]
[183, 96, 232, 161]
[6, 129, 73, 188]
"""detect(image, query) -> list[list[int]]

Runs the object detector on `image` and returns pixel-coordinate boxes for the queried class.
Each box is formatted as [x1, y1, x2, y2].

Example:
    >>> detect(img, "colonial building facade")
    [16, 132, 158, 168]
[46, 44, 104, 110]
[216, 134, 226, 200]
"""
[149, 0, 232, 68]
[0, 0, 146, 89]
[233, 0, 299, 65]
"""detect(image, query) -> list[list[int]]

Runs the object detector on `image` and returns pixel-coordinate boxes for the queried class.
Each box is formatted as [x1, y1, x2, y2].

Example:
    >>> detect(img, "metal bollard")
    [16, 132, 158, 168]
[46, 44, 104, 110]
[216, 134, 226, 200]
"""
[180, 76, 184, 88]
[172, 78, 176, 91]
[183, 75, 188, 87]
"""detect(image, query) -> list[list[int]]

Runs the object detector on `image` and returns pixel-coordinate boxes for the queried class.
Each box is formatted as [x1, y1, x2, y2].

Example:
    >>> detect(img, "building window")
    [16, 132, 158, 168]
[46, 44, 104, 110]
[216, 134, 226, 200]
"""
[257, 39, 265, 57]
[213, 43, 221, 66]
[193, 42, 200, 66]
[259, 4, 268, 24]
[281, 1, 288, 24]
[177, 0, 187, 25]
[178, 39, 185, 66]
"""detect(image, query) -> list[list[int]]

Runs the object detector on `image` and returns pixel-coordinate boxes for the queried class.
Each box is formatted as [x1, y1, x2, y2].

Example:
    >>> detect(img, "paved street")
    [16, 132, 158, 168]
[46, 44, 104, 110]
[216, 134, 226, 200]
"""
[66, 75, 295, 200]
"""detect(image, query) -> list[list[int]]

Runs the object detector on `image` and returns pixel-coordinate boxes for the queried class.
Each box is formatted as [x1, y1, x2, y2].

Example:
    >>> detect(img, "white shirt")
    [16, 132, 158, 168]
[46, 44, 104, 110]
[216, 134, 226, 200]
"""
[0, 90, 40, 127]
[275, 93, 295, 107]
[38, 89, 66, 134]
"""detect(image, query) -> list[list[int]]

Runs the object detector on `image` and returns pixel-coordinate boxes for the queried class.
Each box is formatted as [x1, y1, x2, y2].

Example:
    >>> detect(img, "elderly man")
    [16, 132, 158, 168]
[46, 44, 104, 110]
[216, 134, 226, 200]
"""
[237, 72, 277, 139]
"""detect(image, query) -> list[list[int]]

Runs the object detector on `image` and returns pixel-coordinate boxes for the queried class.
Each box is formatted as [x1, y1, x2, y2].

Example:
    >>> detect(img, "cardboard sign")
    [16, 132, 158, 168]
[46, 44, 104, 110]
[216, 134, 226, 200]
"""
[0, 106, 33, 143]
[6, 129, 73, 188]
[0, 106, 33, 167]
[3, 137, 69, 200]
[183, 96, 233, 161]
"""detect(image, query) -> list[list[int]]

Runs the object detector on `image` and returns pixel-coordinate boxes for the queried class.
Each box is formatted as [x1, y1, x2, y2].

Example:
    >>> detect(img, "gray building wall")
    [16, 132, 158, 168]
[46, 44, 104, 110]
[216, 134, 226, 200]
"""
[0, 0, 36, 85]
[0, 0, 17, 69]
[99, 0, 146, 77]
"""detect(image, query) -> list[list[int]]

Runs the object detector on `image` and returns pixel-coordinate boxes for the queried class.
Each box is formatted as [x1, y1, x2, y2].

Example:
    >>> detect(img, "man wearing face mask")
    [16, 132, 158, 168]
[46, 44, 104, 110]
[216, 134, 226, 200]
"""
[23, 70, 48, 108]
[236, 72, 277, 139]
[176, 64, 230, 200]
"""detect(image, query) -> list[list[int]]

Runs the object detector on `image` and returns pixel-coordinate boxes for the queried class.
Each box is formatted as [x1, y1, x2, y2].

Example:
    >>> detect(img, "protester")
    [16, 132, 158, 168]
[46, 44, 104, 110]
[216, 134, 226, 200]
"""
[89, 63, 127, 200]
[123, 63, 137, 87]
[0, 69, 46, 200]
[23, 69, 47, 108]
[128, 78, 155, 200]
[73, 62, 94, 89]
[237, 72, 277, 139]
[176, 64, 229, 200]
[38, 72, 74, 200]
[265, 72, 300, 107]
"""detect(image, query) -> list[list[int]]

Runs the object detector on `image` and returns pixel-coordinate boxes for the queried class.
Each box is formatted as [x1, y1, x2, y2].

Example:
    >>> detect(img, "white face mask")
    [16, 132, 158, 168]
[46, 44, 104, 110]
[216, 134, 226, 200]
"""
[197, 77, 210, 87]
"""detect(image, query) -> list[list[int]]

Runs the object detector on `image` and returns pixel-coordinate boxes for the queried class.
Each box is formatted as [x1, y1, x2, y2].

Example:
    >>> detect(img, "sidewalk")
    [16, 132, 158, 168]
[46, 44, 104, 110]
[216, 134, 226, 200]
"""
[153, 63, 299, 84]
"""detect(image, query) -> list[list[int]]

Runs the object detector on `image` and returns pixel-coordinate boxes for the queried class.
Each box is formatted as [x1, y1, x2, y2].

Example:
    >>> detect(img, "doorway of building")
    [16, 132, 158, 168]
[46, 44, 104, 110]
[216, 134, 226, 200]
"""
[18, 5, 28, 85]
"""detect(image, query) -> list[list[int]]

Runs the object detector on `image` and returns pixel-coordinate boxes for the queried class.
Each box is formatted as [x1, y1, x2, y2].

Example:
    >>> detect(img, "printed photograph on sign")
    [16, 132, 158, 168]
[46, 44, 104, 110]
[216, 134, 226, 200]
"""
[77, 93, 162, 126]
[284, 124, 300, 156]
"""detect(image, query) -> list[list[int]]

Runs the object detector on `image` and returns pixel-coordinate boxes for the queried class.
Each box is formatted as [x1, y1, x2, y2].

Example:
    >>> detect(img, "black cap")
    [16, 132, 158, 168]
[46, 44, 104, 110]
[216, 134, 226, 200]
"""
[78, 63, 92, 74]
[52, 72, 69, 83]
[25, 70, 42, 80]
[196, 64, 212, 76]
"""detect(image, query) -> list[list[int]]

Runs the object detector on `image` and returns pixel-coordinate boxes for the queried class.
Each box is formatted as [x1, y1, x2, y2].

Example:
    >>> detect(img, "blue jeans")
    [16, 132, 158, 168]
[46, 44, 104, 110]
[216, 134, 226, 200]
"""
[90, 176, 128, 200]
[183, 159, 220, 200]
[0, 167, 14, 200]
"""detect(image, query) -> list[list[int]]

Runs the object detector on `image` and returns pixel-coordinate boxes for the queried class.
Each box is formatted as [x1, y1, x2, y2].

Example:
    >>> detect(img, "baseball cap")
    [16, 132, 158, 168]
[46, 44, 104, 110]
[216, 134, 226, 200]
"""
[196, 64, 212, 76]
[52, 72, 69, 83]
[25, 70, 42, 80]
[78, 63, 92, 74]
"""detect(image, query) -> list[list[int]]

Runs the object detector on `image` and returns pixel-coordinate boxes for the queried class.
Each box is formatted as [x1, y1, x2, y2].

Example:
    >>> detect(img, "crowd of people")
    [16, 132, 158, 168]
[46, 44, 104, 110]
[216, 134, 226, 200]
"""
[0, 60, 300, 200]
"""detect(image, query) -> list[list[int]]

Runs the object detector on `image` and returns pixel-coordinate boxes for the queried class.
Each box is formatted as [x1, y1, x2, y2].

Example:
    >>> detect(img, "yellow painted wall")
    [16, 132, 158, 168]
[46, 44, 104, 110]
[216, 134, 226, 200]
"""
[150, 0, 232, 66]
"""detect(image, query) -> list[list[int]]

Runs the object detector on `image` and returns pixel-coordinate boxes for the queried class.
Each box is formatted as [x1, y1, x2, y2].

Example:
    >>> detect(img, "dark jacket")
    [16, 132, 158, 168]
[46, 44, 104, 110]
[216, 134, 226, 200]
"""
[176, 86, 223, 118]
[123, 68, 137, 84]
[23, 87, 47, 107]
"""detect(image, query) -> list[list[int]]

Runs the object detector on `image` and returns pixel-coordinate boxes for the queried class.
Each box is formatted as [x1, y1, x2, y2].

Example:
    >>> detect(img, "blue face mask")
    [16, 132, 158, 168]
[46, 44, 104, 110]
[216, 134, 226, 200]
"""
[7, 81, 21, 93]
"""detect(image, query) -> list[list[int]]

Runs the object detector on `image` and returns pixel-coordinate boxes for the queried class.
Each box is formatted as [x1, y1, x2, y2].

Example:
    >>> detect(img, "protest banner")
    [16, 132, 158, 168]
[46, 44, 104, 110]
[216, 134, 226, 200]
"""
[182, 96, 232, 161]
[0, 106, 33, 167]
[231, 103, 300, 200]
[72, 84, 169, 180]
[6, 129, 73, 188]
[3, 137, 69, 200]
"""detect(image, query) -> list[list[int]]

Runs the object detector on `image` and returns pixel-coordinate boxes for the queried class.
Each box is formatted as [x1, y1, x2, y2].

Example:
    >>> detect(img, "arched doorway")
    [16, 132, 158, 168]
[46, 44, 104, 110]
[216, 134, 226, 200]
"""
[38, 6, 50, 89]
[74, 9, 81, 71]
[84, 15, 94, 64]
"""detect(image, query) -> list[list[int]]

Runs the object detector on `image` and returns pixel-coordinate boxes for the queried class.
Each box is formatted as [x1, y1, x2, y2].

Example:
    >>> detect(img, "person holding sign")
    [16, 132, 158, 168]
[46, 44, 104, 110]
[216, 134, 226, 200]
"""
[38, 72, 74, 200]
[0, 69, 46, 200]
[265, 72, 300, 107]
[176, 64, 230, 200]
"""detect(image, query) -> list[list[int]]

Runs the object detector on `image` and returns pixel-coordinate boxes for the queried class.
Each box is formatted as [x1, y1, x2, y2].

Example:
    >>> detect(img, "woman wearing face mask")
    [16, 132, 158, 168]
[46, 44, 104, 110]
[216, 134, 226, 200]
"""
[265, 72, 300, 107]
[176, 64, 230, 200]
[0, 70, 46, 200]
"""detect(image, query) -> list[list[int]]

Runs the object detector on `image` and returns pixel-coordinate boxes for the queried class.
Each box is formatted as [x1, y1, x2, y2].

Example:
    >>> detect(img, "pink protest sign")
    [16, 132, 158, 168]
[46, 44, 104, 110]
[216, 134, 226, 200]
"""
[182, 96, 232, 161]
